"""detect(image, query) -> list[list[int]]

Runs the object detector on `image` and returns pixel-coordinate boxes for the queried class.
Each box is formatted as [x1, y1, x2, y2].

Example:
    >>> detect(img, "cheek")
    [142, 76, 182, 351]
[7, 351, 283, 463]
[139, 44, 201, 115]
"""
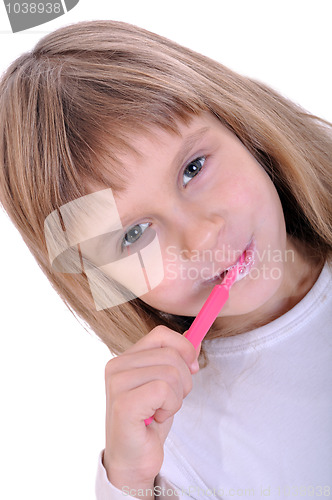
[239, 167, 284, 226]
[139, 282, 182, 314]
[219, 171, 263, 217]
[139, 260, 200, 314]
[257, 178, 286, 237]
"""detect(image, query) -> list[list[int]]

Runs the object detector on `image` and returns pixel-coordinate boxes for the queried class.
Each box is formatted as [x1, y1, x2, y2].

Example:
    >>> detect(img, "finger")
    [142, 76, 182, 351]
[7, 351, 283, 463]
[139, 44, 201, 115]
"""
[111, 380, 183, 426]
[106, 348, 193, 400]
[106, 345, 194, 392]
[106, 364, 192, 404]
[125, 325, 198, 370]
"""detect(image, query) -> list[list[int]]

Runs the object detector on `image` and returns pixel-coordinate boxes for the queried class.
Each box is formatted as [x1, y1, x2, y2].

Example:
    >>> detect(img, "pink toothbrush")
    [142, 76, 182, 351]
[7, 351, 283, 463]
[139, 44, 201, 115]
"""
[144, 252, 246, 426]
[184, 251, 245, 349]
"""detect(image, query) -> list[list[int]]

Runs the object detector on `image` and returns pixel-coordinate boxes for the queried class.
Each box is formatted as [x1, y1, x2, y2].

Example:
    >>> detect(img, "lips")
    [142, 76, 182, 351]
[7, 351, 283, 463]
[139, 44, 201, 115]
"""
[203, 264, 235, 285]
[202, 237, 255, 285]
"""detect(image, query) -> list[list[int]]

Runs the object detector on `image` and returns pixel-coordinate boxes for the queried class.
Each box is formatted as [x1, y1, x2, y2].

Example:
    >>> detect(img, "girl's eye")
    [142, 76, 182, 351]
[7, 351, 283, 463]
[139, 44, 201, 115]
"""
[182, 156, 206, 187]
[122, 222, 150, 249]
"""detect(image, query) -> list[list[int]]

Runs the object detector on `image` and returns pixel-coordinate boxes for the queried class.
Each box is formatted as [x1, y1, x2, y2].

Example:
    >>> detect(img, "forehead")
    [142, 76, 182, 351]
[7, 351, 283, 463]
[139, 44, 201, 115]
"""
[81, 111, 226, 214]
[69, 112, 214, 224]
[106, 112, 219, 184]
[121, 112, 215, 155]
[83, 114, 193, 195]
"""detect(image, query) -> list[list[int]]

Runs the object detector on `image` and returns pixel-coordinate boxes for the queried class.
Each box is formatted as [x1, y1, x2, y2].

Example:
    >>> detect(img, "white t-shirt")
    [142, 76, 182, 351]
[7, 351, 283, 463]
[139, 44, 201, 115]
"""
[96, 261, 332, 499]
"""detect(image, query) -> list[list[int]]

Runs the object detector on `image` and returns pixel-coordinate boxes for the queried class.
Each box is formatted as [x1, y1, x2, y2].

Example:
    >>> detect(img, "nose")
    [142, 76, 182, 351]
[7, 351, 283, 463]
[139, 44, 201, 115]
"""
[171, 211, 224, 258]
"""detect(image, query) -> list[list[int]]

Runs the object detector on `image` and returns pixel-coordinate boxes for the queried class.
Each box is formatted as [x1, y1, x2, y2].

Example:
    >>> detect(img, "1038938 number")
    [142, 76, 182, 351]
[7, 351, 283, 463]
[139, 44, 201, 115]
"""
[5, 2, 61, 14]
[277, 485, 331, 496]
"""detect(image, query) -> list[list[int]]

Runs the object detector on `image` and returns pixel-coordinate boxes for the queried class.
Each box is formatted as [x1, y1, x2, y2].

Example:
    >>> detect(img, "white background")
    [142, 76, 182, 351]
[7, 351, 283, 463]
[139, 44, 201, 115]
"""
[0, 1, 331, 498]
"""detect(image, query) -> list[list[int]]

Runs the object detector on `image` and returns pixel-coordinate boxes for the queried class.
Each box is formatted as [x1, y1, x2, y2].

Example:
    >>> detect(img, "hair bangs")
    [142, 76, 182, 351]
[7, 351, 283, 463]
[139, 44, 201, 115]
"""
[52, 53, 206, 201]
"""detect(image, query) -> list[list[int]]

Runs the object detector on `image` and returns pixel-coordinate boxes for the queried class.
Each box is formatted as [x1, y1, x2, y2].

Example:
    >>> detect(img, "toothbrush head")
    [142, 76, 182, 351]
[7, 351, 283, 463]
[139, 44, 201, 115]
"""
[221, 252, 246, 290]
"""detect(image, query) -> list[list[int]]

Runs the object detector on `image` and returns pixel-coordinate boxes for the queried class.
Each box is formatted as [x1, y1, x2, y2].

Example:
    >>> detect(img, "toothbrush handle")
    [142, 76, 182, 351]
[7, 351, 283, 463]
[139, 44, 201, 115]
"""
[184, 284, 229, 349]
[144, 284, 229, 426]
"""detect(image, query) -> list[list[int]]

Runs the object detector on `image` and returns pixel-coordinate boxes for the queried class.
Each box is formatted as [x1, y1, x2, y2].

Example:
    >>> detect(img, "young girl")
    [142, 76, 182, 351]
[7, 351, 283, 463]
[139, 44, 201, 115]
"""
[0, 20, 331, 499]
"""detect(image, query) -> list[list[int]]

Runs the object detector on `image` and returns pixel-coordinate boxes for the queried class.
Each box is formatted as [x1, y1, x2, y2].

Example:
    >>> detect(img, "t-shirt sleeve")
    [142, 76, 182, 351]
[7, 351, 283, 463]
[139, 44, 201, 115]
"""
[95, 450, 180, 499]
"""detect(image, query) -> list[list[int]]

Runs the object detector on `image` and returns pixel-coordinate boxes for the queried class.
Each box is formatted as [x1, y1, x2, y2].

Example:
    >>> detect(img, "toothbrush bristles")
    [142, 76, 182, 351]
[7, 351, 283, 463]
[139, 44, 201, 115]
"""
[221, 252, 246, 289]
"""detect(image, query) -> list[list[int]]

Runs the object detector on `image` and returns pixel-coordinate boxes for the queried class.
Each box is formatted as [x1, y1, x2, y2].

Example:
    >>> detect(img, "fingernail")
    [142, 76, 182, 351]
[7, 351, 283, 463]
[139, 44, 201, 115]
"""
[190, 359, 200, 373]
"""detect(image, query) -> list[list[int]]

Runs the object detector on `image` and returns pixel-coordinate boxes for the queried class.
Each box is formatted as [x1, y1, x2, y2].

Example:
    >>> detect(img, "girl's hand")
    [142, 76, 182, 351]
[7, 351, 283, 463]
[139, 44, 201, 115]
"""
[103, 325, 200, 495]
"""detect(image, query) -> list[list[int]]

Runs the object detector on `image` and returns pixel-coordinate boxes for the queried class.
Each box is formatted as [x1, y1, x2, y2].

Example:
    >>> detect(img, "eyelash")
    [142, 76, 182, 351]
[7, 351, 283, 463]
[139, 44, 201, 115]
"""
[121, 155, 207, 250]
[182, 156, 206, 187]
[122, 222, 150, 250]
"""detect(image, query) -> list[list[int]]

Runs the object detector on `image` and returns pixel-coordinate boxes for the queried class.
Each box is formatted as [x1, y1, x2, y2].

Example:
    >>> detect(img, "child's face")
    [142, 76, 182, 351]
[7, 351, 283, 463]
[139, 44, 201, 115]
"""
[85, 112, 301, 320]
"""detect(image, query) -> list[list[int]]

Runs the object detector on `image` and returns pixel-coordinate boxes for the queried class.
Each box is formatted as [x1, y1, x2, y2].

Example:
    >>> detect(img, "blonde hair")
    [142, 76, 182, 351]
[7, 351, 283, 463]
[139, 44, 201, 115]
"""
[0, 20, 331, 355]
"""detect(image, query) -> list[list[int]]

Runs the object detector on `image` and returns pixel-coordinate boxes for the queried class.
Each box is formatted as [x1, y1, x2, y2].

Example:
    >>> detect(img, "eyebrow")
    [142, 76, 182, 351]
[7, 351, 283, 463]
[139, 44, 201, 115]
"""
[171, 126, 210, 171]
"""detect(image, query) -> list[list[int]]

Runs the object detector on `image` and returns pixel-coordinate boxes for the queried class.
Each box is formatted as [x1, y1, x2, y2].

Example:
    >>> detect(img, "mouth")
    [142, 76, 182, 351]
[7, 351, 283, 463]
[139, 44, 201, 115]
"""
[202, 237, 256, 286]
